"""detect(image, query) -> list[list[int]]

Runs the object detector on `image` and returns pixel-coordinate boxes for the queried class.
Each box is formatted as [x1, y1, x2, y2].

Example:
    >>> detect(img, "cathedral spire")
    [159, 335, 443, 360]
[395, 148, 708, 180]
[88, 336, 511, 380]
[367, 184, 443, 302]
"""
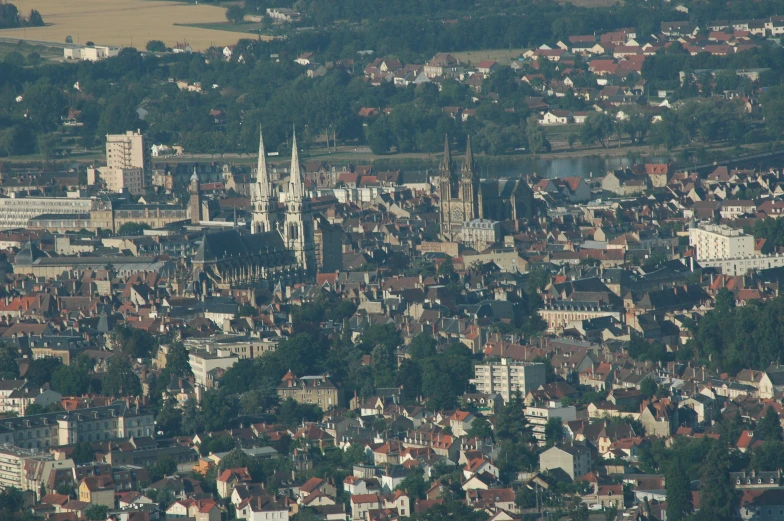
[252, 126, 277, 234]
[462, 135, 474, 178]
[256, 125, 270, 193]
[440, 134, 452, 176]
[288, 128, 303, 201]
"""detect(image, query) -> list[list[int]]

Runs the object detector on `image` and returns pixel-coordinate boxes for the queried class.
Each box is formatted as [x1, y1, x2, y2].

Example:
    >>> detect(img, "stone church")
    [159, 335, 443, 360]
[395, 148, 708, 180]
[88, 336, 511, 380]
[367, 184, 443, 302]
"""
[192, 129, 317, 291]
[439, 136, 535, 241]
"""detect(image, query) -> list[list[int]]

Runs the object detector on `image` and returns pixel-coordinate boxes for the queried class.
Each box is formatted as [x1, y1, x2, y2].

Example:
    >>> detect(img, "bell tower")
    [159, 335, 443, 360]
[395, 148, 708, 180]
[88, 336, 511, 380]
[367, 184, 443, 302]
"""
[459, 135, 479, 223]
[439, 135, 456, 239]
[283, 130, 316, 278]
[251, 126, 277, 234]
[189, 167, 201, 224]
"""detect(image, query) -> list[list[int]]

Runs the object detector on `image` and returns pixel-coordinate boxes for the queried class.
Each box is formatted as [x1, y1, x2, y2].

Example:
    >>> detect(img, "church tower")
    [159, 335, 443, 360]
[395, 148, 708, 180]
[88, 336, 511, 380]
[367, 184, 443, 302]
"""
[251, 127, 277, 234]
[189, 167, 202, 224]
[459, 135, 479, 223]
[284, 131, 316, 278]
[438, 135, 456, 240]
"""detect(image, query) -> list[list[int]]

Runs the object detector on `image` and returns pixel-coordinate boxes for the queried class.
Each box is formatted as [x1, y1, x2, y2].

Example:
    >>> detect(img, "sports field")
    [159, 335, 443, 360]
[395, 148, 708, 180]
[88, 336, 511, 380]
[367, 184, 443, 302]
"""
[0, 0, 259, 51]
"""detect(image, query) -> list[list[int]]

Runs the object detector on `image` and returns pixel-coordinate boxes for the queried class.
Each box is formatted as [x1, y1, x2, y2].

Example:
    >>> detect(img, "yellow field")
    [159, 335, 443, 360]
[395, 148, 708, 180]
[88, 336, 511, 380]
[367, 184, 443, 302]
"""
[0, 0, 259, 51]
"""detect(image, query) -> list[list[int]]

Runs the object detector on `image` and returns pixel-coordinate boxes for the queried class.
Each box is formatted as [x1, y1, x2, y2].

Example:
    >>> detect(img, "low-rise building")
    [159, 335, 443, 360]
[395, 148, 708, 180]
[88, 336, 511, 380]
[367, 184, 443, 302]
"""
[277, 372, 339, 409]
[539, 444, 592, 480]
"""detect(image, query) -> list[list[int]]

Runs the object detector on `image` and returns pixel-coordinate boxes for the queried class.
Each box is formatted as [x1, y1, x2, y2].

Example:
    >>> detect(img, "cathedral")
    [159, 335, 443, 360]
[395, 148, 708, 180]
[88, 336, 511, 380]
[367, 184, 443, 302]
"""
[439, 136, 535, 241]
[192, 129, 316, 291]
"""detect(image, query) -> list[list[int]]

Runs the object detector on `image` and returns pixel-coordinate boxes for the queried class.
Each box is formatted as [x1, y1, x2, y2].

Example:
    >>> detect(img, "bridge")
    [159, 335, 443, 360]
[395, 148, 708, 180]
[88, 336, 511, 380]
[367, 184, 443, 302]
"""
[675, 147, 784, 173]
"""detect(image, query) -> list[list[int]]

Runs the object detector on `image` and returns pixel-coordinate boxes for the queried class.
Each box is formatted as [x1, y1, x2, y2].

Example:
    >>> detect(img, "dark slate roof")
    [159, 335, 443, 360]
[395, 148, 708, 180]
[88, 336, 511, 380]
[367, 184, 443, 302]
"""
[195, 230, 293, 263]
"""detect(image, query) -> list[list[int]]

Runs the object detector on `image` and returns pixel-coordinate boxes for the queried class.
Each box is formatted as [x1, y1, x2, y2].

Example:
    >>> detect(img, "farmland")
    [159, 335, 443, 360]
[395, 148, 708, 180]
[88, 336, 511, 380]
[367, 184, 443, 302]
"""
[0, 0, 258, 51]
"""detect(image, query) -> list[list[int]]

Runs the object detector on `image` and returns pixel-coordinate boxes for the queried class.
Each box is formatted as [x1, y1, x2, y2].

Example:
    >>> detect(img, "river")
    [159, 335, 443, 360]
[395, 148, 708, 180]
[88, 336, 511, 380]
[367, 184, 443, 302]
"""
[480, 154, 672, 180]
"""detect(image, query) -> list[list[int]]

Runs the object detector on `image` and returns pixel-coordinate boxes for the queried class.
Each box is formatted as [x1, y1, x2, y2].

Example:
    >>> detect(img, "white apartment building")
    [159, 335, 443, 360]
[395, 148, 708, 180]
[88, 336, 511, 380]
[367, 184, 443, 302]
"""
[689, 223, 754, 261]
[0, 447, 75, 494]
[0, 447, 26, 490]
[188, 349, 239, 386]
[525, 401, 578, 446]
[697, 254, 784, 276]
[106, 130, 151, 174]
[87, 166, 145, 195]
[461, 219, 501, 251]
[0, 196, 94, 230]
[470, 359, 546, 403]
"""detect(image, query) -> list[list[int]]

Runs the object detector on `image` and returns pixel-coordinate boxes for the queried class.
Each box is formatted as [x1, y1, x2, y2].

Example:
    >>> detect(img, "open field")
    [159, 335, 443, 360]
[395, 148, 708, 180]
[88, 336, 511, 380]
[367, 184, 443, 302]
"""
[0, 40, 62, 61]
[0, 0, 260, 51]
[450, 48, 527, 66]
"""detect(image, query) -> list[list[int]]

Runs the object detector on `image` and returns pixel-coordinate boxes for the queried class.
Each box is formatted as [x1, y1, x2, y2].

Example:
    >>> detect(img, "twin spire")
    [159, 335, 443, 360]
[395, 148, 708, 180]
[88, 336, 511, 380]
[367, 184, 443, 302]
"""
[255, 125, 304, 200]
[441, 134, 475, 177]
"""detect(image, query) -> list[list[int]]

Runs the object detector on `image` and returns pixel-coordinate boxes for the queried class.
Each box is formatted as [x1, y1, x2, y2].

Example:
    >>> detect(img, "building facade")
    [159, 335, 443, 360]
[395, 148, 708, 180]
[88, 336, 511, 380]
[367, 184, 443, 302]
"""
[689, 223, 754, 260]
[277, 372, 339, 409]
[470, 360, 546, 402]
[106, 130, 151, 174]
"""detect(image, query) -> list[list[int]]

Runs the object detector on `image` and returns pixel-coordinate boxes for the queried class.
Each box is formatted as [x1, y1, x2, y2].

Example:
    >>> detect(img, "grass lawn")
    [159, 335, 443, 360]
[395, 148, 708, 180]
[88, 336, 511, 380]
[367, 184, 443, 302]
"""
[450, 48, 528, 66]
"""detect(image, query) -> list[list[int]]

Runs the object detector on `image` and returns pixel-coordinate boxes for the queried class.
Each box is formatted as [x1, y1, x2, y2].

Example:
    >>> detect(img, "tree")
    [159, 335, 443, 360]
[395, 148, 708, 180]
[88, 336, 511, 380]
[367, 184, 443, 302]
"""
[111, 326, 156, 358]
[26, 358, 62, 387]
[102, 356, 142, 397]
[515, 487, 536, 509]
[0, 345, 19, 378]
[166, 342, 193, 378]
[72, 442, 95, 464]
[525, 114, 544, 155]
[277, 397, 322, 427]
[466, 416, 494, 441]
[38, 133, 57, 161]
[398, 467, 428, 499]
[85, 505, 108, 520]
[51, 365, 90, 396]
[226, 5, 245, 24]
[146, 40, 167, 52]
[118, 222, 151, 235]
[665, 457, 693, 521]
[640, 376, 657, 398]
[201, 390, 240, 431]
[181, 397, 205, 435]
[219, 448, 251, 470]
[24, 83, 67, 132]
[26, 9, 44, 27]
[148, 456, 177, 483]
[699, 443, 737, 521]
[544, 417, 564, 447]
[495, 393, 531, 444]
[580, 111, 615, 148]
[757, 406, 782, 441]
[525, 266, 549, 295]
[156, 396, 183, 436]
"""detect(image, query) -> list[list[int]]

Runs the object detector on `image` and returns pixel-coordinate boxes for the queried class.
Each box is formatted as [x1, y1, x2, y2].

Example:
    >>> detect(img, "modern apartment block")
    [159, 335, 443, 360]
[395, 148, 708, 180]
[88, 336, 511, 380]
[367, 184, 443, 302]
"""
[689, 223, 754, 260]
[106, 130, 151, 173]
[470, 359, 546, 403]
[88, 130, 152, 194]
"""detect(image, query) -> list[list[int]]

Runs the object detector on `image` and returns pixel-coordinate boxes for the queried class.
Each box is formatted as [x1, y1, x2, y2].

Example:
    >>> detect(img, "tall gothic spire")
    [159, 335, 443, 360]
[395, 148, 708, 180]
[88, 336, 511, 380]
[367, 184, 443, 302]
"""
[440, 134, 452, 176]
[462, 135, 474, 178]
[256, 125, 270, 195]
[288, 128, 303, 201]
